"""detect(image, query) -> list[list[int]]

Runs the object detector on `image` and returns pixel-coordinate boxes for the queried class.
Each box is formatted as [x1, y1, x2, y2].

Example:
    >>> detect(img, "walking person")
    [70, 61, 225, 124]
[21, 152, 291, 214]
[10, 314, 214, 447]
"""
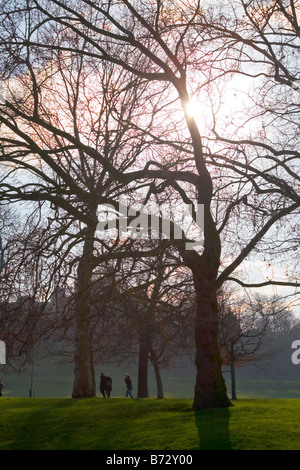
[0, 378, 3, 397]
[125, 373, 133, 398]
[99, 372, 107, 398]
[105, 374, 112, 398]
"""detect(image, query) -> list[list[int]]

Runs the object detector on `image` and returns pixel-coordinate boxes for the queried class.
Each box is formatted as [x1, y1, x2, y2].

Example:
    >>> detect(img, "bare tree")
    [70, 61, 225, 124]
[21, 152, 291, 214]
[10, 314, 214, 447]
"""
[89, 249, 195, 399]
[218, 287, 298, 400]
[0, 33, 161, 397]
[0, 0, 231, 410]
[0, 203, 55, 369]
[0, 0, 299, 410]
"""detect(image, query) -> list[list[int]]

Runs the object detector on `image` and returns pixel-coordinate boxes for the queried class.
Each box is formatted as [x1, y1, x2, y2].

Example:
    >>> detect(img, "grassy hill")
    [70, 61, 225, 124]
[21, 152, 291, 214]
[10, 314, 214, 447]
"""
[0, 397, 300, 450]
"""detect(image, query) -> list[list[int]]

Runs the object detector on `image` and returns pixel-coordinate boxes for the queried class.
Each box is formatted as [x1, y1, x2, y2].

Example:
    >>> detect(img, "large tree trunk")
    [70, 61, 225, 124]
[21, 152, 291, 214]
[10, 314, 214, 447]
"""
[192, 264, 232, 410]
[189, 206, 232, 410]
[72, 222, 96, 398]
[91, 347, 96, 397]
[153, 363, 164, 399]
[230, 351, 237, 401]
[72, 288, 94, 397]
[188, 210, 232, 411]
[137, 332, 149, 398]
[150, 348, 164, 399]
[177, 82, 232, 410]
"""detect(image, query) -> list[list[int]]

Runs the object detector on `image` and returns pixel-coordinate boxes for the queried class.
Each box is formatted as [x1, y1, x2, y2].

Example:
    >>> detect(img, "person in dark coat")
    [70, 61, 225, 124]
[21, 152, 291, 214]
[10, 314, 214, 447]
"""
[105, 374, 112, 398]
[99, 373, 107, 398]
[125, 373, 133, 398]
[0, 379, 3, 397]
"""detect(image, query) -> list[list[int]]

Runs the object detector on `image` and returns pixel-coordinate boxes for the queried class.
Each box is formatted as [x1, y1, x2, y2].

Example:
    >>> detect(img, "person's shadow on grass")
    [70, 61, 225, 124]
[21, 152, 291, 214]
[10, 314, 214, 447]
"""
[194, 407, 232, 450]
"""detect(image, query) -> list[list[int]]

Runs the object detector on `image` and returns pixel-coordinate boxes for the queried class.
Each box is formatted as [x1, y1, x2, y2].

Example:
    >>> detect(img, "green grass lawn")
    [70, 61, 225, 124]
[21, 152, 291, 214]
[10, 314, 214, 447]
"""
[0, 397, 300, 450]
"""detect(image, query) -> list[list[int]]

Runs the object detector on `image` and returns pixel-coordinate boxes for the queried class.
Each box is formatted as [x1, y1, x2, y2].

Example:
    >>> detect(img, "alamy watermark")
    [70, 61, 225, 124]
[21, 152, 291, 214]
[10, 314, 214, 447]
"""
[0, 83, 6, 104]
[96, 202, 204, 250]
[0, 341, 6, 364]
[291, 340, 300, 365]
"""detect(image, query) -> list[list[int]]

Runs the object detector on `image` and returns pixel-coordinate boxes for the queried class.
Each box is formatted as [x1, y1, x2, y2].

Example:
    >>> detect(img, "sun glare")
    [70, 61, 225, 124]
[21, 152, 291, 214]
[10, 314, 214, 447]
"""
[185, 99, 201, 119]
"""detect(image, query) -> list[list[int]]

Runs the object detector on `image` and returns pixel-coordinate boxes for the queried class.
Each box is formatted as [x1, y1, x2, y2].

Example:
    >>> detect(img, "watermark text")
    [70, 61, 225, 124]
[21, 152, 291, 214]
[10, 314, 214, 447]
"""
[0, 341, 6, 364]
[96, 202, 204, 250]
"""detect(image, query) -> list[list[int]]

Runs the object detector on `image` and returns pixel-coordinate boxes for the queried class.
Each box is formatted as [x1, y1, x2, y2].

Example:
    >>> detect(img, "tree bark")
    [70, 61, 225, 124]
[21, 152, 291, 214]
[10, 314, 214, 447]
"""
[72, 221, 96, 398]
[189, 207, 232, 410]
[176, 79, 232, 409]
[91, 346, 96, 397]
[230, 352, 237, 401]
[192, 264, 232, 410]
[137, 332, 149, 398]
[151, 349, 164, 399]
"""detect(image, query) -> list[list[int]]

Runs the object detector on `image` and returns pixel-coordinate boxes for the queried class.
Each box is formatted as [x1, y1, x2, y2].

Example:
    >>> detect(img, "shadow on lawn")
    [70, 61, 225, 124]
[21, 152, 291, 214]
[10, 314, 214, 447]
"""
[194, 408, 231, 450]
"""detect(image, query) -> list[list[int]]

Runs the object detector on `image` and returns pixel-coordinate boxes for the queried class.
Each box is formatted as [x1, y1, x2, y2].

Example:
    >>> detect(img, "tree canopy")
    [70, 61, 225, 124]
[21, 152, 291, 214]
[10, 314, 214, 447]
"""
[0, 0, 299, 410]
